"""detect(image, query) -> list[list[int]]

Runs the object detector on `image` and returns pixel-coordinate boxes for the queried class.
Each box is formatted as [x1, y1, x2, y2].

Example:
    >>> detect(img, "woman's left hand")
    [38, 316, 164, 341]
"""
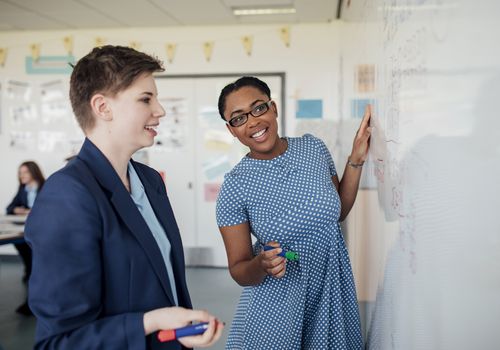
[350, 104, 372, 163]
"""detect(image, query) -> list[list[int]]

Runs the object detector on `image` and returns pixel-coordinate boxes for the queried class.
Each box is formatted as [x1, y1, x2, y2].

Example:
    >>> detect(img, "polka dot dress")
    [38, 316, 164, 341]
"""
[216, 134, 362, 350]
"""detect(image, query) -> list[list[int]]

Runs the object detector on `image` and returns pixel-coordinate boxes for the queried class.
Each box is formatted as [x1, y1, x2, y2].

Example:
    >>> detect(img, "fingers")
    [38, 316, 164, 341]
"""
[260, 241, 287, 278]
[272, 261, 286, 278]
[360, 104, 372, 129]
[261, 241, 282, 260]
[179, 317, 225, 348]
[185, 309, 211, 323]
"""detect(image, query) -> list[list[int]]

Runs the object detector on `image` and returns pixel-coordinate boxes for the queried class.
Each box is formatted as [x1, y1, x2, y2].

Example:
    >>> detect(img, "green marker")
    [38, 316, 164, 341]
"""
[264, 245, 299, 261]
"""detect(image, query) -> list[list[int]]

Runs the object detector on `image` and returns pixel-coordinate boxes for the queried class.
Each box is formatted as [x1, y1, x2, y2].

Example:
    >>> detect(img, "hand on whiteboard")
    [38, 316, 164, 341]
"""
[350, 104, 372, 163]
[259, 241, 286, 278]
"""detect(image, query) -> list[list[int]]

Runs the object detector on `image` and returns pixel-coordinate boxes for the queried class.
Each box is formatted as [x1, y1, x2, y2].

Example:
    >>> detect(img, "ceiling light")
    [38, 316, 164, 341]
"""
[233, 7, 296, 16]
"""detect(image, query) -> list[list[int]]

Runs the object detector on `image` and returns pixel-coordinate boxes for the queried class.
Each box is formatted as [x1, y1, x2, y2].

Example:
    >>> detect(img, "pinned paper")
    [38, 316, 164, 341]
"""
[241, 36, 253, 56]
[166, 43, 177, 64]
[279, 26, 290, 47]
[203, 41, 214, 62]
[296, 99, 323, 119]
[204, 183, 221, 202]
[30, 44, 41, 62]
[356, 64, 375, 93]
[63, 36, 73, 55]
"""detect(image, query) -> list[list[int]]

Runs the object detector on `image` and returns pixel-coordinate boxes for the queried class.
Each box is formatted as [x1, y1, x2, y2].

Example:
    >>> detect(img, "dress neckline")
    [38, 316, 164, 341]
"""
[244, 137, 290, 162]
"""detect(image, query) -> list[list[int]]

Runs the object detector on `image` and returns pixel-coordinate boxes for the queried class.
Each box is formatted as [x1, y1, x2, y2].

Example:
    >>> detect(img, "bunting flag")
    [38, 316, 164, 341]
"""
[63, 36, 73, 55]
[1, 25, 294, 67]
[279, 26, 290, 47]
[203, 41, 214, 62]
[30, 43, 41, 62]
[165, 43, 177, 64]
[0, 48, 7, 66]
[94, 37, 106, 47]
[241, 36, 253, 56]
[129, 41, 141, 50]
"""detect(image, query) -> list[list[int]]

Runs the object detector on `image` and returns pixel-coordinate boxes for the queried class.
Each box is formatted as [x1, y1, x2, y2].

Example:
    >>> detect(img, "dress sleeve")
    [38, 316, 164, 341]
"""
[216, 175, 248, 227]
[307, 134, 337, 177]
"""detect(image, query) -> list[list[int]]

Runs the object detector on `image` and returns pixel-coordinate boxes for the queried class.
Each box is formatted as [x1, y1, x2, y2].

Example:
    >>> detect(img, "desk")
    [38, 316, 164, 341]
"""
[0, 215, 26, 245]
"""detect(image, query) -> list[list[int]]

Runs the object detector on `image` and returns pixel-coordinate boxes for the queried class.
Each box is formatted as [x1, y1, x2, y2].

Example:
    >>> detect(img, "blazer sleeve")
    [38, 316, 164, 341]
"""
[5, 187, 26, 214]
[24, 172, 146, 350]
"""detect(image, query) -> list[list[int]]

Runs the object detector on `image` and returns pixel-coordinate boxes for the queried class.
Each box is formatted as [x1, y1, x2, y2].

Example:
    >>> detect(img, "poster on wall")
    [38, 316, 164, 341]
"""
[40, 80, 72, 124]
[25, 55, 75, 75]
[355, 64, 375, 93]
[37, 131, 68, 152]
[296, 99, 323, 119]
[204, 183, 221, 202]
[153, 97, 187, 151]
[6, 80, 32, 101]
[9, 104, 38, 125]
[199, 106, 234, 151]
[351, 98, 375, 119]
[10, 131, 36, 151]
[203, 156, 232, 181]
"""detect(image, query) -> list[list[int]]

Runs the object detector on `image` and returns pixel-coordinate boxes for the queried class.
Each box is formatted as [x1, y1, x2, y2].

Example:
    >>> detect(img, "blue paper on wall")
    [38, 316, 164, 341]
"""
[296, 99, 323, 119]
[350, 98, 374, 119]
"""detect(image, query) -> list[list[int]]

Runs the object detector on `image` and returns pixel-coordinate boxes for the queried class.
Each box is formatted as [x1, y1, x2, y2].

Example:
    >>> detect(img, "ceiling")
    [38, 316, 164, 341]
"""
[0, 0, 341, 31]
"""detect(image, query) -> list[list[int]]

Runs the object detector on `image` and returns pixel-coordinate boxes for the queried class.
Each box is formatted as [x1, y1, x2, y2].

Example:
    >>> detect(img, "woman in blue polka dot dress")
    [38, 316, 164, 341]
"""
[216, 76, 371, 349]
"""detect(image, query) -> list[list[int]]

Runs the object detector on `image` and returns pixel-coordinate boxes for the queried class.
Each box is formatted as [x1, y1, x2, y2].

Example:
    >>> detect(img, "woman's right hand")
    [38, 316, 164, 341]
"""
[144, 307, 223, 347]
[13, 207, 30, 215]
[259, 241, 286, 278]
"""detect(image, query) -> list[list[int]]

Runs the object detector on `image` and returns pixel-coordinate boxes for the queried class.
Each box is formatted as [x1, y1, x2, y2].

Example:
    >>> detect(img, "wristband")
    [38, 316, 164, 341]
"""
[347, 158, 364, 168]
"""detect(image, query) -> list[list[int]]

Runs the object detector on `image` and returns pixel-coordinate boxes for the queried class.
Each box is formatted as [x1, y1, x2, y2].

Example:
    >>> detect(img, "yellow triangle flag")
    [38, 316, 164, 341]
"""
[63, 36, 73, 55]
[0, 48, 7, 66]
[166, 43, 177, 64]
[129, 41, 141, 50]
[203, 41, 214, 62]
[279, 26, 290, 47]
[30, 44, 41, 62]
[241, 36, 253, 56]
[95, 37, 106, 47]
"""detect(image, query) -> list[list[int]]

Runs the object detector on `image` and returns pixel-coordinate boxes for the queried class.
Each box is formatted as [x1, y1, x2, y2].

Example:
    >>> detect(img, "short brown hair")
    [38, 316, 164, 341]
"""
[69, 45, 164, 132]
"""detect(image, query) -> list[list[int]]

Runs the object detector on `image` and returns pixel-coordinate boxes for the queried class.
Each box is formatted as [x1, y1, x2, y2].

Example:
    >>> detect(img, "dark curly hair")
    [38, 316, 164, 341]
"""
[217, 76, 271, 121]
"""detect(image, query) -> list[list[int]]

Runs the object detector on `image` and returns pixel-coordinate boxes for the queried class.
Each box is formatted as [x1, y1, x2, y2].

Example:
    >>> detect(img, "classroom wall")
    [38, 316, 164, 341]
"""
[0, 22, 342, 254]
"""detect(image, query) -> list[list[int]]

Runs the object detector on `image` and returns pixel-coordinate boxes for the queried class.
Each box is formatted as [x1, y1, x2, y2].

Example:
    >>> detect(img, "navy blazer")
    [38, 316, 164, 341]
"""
[6, 185, 29, 214]
[25, 138, 192, 350]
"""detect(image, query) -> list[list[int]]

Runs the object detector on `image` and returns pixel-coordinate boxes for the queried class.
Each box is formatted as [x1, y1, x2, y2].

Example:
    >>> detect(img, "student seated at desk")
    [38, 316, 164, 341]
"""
[6, 161, 45, 283]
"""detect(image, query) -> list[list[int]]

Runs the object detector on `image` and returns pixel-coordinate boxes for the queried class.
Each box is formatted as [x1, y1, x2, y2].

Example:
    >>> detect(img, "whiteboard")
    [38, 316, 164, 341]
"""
[339, 0, 500, 349]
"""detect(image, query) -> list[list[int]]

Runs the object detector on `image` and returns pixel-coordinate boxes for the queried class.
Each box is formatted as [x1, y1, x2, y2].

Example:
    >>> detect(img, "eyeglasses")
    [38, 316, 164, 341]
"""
[227, 100, 273, 127]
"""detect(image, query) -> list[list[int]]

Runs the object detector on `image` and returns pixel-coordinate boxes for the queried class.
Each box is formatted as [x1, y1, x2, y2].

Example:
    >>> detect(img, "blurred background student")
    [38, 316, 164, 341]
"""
[6, 161, 45, 284]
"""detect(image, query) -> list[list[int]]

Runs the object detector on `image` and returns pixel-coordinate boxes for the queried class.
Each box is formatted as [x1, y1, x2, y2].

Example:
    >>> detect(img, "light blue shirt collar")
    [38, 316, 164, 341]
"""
[128, 162, 179, 305]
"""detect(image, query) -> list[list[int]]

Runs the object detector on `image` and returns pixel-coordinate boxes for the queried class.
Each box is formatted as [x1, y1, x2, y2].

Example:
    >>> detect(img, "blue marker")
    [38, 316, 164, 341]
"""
[158, 322, 209, 342]
[263, 245, 299, 261]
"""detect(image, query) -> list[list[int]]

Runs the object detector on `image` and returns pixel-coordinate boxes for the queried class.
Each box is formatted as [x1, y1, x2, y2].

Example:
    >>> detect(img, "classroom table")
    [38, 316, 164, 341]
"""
[0, 215, 26, 245]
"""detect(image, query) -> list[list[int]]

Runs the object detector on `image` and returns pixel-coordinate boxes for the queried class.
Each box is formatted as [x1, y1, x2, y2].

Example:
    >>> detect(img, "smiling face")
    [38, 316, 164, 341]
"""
[223, 86, 283, 160]
[104, 73, 165, 155]
[18, 165, 33, 185]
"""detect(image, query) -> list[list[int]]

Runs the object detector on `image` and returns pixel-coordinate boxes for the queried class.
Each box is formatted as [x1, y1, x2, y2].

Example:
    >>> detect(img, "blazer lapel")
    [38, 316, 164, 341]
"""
[77, 139, 176, 305]
[132, 161, 186, 291]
